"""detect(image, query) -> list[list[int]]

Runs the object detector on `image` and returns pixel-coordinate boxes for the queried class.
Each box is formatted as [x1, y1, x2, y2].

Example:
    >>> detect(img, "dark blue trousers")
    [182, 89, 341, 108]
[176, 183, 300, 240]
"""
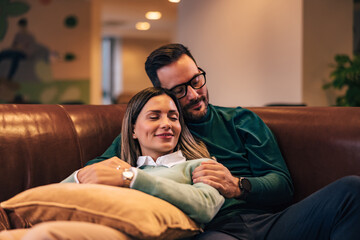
[194, 176, 360, 240]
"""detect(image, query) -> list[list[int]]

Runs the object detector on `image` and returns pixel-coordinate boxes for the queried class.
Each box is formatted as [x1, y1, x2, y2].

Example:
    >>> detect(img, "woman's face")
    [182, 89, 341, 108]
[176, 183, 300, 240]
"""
[133, 94, 181, 160]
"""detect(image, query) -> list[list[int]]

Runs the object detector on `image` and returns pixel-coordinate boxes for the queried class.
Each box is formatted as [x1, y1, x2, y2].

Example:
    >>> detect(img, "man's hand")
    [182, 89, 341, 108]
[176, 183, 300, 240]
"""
[192, 160, 241, 198]
[77, 157, 132, 186]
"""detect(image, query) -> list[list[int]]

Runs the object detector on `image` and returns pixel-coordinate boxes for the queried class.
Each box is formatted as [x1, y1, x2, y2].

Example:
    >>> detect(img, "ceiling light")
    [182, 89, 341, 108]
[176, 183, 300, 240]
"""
[135, 22, 150, 31]
[169, 0, 181, 2]
[145, 11, 162, 20]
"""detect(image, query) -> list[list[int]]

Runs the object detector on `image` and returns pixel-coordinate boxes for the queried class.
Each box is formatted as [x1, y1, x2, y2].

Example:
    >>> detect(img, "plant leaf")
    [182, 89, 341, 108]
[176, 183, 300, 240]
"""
[326, 54, 360, 106]
[346, 85, 360, 106]
[334, 54, 350, 65]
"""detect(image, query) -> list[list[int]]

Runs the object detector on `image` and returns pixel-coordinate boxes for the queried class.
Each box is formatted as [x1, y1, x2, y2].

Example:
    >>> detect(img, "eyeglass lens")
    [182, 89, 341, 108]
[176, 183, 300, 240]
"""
[172, 71, 206, 99]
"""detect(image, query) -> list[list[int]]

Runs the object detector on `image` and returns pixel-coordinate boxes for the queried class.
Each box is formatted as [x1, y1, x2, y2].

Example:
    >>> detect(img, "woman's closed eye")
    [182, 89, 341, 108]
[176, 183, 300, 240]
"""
[148, 113, 160, 120]
[169, 116, 178, 121]
[147, 111, 179, 121]
[168, 113, 179, 121]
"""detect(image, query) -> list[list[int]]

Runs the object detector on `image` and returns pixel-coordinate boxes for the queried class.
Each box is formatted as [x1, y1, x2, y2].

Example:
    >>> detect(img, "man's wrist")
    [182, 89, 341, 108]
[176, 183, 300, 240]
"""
[236, 177, 251, 200]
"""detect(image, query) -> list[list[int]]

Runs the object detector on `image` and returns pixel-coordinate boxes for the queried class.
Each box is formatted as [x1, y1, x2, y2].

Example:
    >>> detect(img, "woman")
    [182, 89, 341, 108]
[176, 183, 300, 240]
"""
[62, 87, 224, 223]
[0, 87, 224, 240]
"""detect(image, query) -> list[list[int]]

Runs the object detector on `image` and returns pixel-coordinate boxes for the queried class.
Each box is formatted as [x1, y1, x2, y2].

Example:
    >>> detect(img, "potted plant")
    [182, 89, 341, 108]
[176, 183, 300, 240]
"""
[323, 54, 360, 106]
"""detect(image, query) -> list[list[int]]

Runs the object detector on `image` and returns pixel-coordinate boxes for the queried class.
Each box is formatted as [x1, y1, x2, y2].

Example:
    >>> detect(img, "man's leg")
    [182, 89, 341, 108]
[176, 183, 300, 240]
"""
[0, 50, 26, 81]
[264, 176, 360, 240]
[21, 221, 132, 240]
[6, 51, 25, 81]
[192, 231, 238, 240]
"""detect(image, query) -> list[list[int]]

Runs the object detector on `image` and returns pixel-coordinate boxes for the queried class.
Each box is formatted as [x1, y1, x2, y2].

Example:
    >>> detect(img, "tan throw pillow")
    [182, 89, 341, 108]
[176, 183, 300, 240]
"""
[1, 183, 200, 240]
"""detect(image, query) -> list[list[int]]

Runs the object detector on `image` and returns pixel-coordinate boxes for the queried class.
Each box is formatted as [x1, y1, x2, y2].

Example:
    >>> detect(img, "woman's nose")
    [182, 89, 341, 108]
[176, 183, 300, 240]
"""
[160, 118, 171, 129]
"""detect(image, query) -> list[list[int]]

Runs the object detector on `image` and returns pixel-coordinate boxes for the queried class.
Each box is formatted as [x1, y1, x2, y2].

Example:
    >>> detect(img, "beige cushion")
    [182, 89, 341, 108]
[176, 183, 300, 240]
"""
[1, 183, 200, 240]
[0, 229, 29, 240]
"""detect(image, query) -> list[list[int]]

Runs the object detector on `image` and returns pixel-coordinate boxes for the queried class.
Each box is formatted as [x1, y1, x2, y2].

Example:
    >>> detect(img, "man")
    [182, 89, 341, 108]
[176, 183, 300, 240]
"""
[82, 44, 360, 239]
[0, 18, 36, 83]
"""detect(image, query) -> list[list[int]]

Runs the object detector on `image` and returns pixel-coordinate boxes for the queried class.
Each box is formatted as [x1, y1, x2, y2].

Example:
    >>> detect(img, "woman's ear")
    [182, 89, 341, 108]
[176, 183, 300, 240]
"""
[132, 125, 137, 139]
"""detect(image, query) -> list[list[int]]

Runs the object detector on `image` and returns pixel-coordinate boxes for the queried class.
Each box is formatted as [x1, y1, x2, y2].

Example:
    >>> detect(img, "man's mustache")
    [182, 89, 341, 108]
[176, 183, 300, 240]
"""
[184, 96, 206, 110]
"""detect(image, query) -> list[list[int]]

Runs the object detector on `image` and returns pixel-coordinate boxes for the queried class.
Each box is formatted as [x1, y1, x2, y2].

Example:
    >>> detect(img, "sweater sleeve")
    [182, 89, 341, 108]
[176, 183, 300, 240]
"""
[238, 110, 294, 205]
[131, 165, 224, 224]
[85, 134, 122, 166]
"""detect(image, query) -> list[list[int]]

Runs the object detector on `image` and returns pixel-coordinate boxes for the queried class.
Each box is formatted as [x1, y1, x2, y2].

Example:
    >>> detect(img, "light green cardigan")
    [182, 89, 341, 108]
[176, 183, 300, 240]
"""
[62, 158, 224, 224]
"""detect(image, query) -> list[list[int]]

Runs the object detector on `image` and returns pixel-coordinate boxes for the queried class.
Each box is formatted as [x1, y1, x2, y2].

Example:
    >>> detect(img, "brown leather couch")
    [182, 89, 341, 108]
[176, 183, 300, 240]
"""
[1, 104, 360, 205]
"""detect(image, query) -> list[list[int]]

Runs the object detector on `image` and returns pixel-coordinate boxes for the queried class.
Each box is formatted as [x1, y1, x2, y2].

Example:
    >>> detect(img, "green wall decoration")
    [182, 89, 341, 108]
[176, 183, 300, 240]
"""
[21, 80, 89, 104]
[0, 0, 30, 41]
[64, 52, 76, 61]
[64, 15, 78, 28]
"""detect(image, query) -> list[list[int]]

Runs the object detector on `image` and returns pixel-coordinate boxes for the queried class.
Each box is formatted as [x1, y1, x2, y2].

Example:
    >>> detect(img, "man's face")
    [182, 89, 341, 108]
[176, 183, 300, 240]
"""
[157, 54, 209, 121]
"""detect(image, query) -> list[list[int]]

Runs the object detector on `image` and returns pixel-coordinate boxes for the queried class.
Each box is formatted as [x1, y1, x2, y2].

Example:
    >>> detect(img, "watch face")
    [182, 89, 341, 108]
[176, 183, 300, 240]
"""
[241, 178, 251, 192]
[123, 170, 134, 179]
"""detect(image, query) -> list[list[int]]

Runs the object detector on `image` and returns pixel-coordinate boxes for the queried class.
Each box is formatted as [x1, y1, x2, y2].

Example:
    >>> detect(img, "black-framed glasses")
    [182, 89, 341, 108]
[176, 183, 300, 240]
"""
[170, 67, 206, 99]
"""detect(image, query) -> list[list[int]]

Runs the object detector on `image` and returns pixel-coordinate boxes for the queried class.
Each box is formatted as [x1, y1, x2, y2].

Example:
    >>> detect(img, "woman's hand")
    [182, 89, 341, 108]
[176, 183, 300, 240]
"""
[192, 160, 241, 198]
[77, 157, 132, 187]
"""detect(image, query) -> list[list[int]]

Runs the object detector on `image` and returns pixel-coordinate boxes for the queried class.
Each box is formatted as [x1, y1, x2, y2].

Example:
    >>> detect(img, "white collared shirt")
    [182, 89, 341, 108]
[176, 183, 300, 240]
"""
[136, 150, 186, 168]
[129, 150, 185, 187]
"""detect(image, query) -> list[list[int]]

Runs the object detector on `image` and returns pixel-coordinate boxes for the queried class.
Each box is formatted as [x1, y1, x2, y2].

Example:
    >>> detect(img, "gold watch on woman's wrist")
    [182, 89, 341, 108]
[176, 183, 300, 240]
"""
[119, 168, 134, 188]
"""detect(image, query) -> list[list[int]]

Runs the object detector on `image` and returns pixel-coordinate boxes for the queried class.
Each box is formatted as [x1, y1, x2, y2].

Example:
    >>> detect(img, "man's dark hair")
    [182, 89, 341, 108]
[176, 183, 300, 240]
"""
[18, 18, 28, 27]
[145, 43, 197, 87]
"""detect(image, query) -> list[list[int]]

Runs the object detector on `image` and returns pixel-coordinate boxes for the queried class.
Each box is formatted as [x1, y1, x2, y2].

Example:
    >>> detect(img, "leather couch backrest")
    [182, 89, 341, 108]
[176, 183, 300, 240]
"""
[1, 105, 359, 205]
[249, 107, 360, 203]
[0, 104, 126, 202]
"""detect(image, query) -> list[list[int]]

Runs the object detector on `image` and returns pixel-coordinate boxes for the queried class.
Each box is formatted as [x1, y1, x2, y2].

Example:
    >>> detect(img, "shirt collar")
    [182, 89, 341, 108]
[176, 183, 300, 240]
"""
[136, 150, 186, 168]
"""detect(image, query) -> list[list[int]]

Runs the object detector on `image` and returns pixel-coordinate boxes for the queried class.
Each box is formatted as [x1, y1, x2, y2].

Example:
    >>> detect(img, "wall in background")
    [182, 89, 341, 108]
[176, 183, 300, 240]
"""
[1, 0, 352, 105]
[0, 0, 91, 104]
[177, 0, 303, 107]
[303, 0, 353, 106]
[122, 38, 169, 95]
[177, 0, 353, 107]
[99, 0, 176, 104]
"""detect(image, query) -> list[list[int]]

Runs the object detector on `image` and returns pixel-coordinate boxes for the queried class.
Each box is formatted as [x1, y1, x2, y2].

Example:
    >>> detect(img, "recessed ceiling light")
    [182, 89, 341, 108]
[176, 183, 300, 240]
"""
[135, 22, 150, 31]
[169, 0, 181, 2]
[145, 11, 162, 20]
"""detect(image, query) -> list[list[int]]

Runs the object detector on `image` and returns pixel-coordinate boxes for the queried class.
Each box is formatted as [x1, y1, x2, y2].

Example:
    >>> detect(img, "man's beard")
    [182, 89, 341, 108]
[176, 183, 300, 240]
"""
[182, 91, 209, 122]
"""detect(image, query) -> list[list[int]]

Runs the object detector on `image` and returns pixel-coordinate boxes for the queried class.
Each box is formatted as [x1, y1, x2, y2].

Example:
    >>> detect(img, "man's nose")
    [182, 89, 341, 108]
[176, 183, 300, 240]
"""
[186, 85, 199, 100]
